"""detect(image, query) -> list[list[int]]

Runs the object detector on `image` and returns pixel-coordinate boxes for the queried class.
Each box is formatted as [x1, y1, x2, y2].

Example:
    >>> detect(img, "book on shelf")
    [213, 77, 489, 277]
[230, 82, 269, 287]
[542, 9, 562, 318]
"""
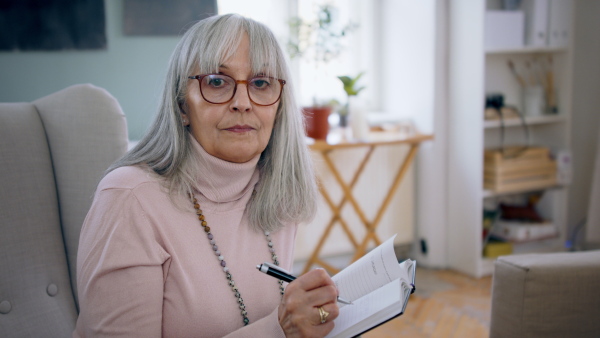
[491, 220, 558, 242]
[325, 235, 416, 338]
[483, 239, 513, 258]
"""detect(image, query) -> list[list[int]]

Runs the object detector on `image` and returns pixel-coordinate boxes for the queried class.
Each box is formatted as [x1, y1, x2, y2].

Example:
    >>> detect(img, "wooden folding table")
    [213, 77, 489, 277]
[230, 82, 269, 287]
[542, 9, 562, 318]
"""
[302, 133, 433, 274]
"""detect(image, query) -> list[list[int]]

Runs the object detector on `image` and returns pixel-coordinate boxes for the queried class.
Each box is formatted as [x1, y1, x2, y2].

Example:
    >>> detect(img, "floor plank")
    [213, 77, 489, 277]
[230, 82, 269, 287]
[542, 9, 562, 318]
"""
[363, 268, 492, 338]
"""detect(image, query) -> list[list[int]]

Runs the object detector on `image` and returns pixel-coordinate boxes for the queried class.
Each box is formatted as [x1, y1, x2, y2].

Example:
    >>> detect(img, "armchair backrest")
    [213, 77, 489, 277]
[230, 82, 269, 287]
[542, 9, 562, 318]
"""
[0, 84, 128, 337]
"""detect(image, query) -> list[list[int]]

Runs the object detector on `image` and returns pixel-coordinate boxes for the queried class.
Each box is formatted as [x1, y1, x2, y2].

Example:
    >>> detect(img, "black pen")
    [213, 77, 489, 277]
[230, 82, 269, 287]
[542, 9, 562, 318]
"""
[256, 262, 353, 305]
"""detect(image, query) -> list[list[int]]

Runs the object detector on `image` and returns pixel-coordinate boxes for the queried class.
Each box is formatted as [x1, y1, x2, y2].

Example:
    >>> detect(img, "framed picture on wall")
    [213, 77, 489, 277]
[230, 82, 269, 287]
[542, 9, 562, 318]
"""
[0, 0, 106, 51]
[123, 0, 218, 36]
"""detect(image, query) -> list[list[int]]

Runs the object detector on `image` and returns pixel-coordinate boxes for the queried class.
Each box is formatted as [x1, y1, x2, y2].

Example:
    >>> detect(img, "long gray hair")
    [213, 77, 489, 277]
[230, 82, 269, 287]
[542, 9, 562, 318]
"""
[107, 14, 317, 232]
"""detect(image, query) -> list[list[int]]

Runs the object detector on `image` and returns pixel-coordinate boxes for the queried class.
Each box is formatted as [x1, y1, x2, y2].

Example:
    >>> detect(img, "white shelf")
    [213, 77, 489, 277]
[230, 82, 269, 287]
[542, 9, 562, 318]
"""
[446, 0, 573, 278]
[484, 114, 566, 129]
[485, 46, 568, 55]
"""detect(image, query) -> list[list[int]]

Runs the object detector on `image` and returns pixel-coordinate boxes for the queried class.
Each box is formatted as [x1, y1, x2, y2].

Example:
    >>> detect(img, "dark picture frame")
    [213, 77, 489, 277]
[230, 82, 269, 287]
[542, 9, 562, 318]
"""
[0, 0, 106, 51]
[123, 0, 218, 36]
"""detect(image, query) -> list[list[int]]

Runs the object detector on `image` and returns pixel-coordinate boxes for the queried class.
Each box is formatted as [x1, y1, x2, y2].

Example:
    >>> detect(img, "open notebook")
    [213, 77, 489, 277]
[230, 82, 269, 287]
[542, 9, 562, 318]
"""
[325, 235, 416, 338]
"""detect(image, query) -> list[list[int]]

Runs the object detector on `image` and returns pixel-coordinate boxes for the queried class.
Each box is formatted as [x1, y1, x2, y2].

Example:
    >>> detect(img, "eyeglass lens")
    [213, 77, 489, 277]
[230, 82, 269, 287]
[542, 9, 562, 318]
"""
[200, 74, 282, 105]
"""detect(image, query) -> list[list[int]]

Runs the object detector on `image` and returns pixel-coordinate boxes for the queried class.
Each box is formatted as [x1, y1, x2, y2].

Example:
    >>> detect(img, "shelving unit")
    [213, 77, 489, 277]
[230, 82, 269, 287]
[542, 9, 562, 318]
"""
[447, 0, 573, 278]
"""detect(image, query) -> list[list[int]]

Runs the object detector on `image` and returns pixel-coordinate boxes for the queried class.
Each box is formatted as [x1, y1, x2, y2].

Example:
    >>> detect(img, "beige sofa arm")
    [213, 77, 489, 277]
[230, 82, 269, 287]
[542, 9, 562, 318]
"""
[490, 250, 600, 338]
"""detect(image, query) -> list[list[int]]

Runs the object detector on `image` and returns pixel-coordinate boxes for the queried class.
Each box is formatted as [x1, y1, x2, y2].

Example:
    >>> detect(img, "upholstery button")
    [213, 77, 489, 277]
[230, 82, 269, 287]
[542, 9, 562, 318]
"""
[47, 283, 58, 297]
[0, 300, 11, 314]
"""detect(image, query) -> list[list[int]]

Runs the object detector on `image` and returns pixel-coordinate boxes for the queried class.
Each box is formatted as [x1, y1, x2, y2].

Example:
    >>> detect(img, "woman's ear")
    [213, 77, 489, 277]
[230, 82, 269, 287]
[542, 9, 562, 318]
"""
[180, 102, 190, 126]
[181, 114, 189, 126]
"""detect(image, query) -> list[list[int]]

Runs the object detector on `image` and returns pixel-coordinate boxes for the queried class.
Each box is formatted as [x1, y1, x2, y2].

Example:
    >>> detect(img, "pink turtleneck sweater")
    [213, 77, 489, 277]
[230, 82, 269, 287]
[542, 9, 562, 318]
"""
[74, 139, 297, 337]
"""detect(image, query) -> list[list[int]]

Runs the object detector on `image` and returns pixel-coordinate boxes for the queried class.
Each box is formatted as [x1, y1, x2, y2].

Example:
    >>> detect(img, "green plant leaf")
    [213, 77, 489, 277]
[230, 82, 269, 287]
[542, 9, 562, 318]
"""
[337, 76, 352, 84]
[338, 72, 366, 96]
[353, 86, 365, 96]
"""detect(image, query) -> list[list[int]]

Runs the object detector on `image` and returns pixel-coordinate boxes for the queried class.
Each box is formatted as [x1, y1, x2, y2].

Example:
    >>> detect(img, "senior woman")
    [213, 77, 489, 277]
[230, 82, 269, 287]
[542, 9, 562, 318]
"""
[74, 14, 339, 338]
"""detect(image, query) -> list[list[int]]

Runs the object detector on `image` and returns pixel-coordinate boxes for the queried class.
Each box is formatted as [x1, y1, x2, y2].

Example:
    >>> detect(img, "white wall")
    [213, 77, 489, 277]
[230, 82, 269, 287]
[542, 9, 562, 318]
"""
[0, 0, 180, 140]
[377, 0, 448, 268]
[570, 0, 600, 239]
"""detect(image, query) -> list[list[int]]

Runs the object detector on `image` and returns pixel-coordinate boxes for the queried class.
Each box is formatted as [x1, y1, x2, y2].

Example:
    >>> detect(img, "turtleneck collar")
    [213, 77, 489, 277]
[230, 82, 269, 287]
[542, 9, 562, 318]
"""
[190, 137, 261, 203]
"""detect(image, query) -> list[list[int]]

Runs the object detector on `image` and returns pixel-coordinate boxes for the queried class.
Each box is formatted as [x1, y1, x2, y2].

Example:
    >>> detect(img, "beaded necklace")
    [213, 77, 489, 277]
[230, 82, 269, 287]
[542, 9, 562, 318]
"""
[191, 193, 285, 326]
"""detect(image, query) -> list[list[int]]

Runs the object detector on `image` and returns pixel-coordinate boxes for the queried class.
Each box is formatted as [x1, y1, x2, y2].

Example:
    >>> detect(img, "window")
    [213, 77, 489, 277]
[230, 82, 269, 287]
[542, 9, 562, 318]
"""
[218, 0, 377, 111]
[294, 0, 377, 109]
[217, 0, 289, 39]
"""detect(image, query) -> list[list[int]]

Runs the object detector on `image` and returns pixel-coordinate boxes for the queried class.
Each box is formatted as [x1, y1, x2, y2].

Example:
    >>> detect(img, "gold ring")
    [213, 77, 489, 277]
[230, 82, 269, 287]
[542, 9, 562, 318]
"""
[318, 306, 329, 324]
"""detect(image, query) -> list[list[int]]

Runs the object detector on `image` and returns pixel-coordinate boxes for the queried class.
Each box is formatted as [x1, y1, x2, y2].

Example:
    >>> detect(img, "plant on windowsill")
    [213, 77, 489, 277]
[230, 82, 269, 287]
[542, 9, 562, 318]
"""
[287, 4, 356, 140]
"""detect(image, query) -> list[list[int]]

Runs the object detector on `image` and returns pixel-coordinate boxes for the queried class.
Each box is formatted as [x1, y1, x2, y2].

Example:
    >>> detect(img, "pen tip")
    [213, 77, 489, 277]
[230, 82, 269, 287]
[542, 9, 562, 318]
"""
[256, 264, 261, 270]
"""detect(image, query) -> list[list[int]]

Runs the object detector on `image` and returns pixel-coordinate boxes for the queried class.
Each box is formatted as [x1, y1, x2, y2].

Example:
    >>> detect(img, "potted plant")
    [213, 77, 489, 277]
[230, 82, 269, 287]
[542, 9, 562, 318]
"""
[337, 72, 365, 128]
[287, 4, 356, 140]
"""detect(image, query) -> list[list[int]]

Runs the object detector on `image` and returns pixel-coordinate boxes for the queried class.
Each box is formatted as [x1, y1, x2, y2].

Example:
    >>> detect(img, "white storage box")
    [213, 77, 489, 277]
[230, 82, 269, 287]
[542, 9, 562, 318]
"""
[492, 220, 558, 242]
[485, 10, 525, 50]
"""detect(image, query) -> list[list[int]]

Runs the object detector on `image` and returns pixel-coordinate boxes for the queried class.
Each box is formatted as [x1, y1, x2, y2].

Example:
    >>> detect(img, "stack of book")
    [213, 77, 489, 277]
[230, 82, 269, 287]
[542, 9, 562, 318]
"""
[491, 220, 558, 242]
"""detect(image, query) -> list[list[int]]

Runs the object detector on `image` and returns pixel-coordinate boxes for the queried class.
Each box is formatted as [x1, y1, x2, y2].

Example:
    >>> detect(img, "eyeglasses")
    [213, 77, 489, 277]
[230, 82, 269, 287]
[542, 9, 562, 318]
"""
[188, 74, 286, 106]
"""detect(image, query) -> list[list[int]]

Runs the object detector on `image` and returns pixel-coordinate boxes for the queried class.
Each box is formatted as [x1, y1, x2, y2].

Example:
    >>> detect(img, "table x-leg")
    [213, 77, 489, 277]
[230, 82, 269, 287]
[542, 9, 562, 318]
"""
[302, 142, 421, 274]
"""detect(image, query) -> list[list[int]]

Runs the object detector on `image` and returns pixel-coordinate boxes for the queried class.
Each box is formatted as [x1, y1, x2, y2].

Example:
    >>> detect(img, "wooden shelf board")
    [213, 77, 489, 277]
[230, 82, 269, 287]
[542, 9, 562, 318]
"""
[485, 46, 568, 55]
[482, 184, 564, 198]
[484, 114, 566, 129]
[490, 233, 559, 245]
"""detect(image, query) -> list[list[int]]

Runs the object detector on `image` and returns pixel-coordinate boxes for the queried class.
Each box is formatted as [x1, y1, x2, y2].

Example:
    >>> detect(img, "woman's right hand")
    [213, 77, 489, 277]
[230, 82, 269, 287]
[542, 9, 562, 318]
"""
[278, 269, 340, 337]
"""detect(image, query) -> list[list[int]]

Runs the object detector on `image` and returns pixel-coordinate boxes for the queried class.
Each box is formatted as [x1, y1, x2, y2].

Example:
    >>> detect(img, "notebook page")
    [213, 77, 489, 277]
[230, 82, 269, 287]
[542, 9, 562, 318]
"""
[325, 279, 401, 338]
[332, 235, 401, 303]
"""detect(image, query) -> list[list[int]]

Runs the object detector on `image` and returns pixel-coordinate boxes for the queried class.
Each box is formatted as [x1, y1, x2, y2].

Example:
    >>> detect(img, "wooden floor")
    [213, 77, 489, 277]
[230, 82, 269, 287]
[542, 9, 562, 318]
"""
[364, 269, 493, 338]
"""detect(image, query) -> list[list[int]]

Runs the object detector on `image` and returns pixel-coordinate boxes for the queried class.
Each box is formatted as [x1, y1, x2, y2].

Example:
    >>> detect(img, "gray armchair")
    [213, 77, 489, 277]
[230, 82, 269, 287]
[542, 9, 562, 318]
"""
[0, 84, 128, 337]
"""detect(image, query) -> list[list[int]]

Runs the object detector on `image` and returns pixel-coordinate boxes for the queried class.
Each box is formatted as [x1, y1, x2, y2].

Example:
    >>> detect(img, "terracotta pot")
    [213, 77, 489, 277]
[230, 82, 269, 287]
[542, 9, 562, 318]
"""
[303, 106, 331, 140]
